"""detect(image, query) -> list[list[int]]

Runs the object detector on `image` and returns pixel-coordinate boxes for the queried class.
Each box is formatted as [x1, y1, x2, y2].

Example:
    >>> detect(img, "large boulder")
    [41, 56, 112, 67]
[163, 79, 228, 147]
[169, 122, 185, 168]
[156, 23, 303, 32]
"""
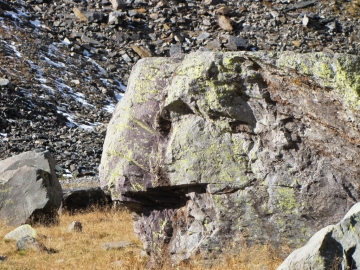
[100, 52, 360, 265]
[0, 150, 63, 226]
[278, 202, 360, 270]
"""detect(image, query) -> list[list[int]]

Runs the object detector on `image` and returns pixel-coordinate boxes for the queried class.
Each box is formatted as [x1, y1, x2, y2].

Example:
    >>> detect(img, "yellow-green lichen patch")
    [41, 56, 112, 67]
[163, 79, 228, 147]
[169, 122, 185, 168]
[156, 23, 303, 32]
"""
[275, 186, 300, 214]
[165, 116, 250, 187]
[276, 52, 360, 109]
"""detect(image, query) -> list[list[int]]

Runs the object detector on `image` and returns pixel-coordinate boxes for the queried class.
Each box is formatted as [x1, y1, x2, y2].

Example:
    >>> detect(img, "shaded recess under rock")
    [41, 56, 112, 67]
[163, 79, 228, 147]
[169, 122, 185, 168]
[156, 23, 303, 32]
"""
[100, 51, 360, 266]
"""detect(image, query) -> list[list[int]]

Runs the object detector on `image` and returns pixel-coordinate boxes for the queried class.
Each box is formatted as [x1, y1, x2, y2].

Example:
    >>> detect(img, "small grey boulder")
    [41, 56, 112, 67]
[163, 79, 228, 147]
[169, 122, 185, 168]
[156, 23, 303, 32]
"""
[0, 151, 63, 226]
[16, 235, 53, 253]
[4, 225, 37, 242]
[67, 221, 82, 232]
[278, 202, 360, 270]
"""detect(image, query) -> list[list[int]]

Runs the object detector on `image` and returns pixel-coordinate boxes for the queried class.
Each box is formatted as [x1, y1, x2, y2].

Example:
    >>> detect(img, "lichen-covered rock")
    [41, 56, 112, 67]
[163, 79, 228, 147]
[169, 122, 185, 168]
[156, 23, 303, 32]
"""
[0, 151, 63, 226]
[100, 52, 360, 265]
[278, 203, 360, 270]
[4, 225, 37, 242]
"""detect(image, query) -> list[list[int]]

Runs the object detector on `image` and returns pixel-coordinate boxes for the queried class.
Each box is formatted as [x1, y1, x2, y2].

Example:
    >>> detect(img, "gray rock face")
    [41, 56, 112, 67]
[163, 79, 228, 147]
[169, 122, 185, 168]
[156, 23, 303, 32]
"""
[278, 203, 360, 270]
[0, 151, 63, 226]
[16, 235, 55, 253]
[100, 51, 360, 265]
[4, 225, 37, 242]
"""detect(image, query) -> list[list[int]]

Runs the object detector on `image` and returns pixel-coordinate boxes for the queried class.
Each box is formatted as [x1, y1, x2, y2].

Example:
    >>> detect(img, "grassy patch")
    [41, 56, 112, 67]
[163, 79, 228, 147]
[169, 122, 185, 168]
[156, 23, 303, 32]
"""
[0, 208, 284, 269]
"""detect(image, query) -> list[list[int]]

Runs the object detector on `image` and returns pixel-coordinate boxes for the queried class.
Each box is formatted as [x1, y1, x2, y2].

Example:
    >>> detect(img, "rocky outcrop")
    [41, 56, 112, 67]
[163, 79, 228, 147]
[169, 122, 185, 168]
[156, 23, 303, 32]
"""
[0, 151, 63, 226]
[100, 51, 360, 265]
[278, 202, 360, 270]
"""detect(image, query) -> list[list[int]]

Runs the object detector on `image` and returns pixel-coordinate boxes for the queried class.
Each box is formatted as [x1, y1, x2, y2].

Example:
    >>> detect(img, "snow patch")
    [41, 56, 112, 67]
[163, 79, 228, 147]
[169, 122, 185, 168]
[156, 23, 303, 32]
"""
[73, 92, 95, 107]
[41, 54, 66, 68]
[86, 57, 107, 75]
[114, 79, 127, 92]
[103, 104, 115, 113]
[62, 169, 73, 178]
[30, 19, 41, 27]
[114, 90, 124, 102]
[41, 84, 55, 95]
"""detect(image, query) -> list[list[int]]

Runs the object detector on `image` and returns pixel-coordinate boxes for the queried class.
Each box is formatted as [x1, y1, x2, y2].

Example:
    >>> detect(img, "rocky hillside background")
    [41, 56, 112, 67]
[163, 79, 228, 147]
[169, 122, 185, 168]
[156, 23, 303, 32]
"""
[1, 0, 360, 177]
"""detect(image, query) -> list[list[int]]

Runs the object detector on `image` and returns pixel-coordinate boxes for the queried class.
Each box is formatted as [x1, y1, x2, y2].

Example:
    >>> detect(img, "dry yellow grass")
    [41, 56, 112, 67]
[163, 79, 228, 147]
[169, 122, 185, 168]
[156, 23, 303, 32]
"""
[0, 208, 284, 270]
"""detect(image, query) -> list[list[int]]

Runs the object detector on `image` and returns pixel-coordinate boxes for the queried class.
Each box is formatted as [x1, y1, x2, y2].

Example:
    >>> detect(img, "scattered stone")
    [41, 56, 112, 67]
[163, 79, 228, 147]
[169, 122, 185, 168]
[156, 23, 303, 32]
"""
[110, 0, 125, 10]
[294, 0, 318, 9]
[291, 40, 302, 47]
[81, 34, 100, 45]
[130, 45, 152, 58]
[101, 241, 133, 251]
[0, 151, 63, 226]
[128, 9, 138, 17]
[0, 255, 7, 262]
[216, 6, 232, 15]
[108, 11, 125, 25]
[73, 7, 89, 23]
[279, 203, 360, 270]
[122, 53, 132, 62]
[223, 35, 249, 50]
[16, 235, 54, 253]
[169, 44, 182, 56]
[197, 32, 211, 41]
[218, 15, 233, 31]
[206, 39, 222, 50]
[302, 14, 309, 27]
[0, 78, 10, 86]
[67, 221, 82, 232]
[204, 0, 222, 5]
[4, 225, 37, 242]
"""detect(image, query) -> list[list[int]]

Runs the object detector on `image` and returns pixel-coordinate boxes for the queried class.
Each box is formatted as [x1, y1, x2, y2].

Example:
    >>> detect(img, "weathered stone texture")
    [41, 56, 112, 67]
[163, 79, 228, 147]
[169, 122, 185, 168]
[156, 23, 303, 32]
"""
[0, 151, 63, 226]
[278, 203, 360, 270]
[100, 51, 360, 265]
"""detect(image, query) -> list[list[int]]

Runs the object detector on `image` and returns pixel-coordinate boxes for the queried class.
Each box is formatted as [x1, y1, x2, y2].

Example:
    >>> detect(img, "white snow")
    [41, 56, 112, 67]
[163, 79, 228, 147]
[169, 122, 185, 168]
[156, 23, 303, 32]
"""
[86, 57, 107, 75]
[40, 84, 55, 94]
[114, 79, 127, 92]
[41, 54, 66, 68]
[103, 104, 115, 113]
[72, 92, 95, 107]
[0, 40, 23, 58]
[100, 78, 110, 86]
[30, 19, 41, 27]
[54, 79, 73, 94]
[83, 50, 91, 57]
[62, 169, 73, 178]
[114, 91, 124, 102]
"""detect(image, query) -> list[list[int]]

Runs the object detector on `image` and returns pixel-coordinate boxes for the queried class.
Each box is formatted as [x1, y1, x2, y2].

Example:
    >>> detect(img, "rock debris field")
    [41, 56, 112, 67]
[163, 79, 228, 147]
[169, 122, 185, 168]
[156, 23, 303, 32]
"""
[0, 0, 359, 177]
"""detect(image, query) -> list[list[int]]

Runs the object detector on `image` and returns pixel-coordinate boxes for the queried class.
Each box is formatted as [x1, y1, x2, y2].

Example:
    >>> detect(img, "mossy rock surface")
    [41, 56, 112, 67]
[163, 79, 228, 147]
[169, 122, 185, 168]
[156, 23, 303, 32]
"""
[100, 52, 360, 265]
